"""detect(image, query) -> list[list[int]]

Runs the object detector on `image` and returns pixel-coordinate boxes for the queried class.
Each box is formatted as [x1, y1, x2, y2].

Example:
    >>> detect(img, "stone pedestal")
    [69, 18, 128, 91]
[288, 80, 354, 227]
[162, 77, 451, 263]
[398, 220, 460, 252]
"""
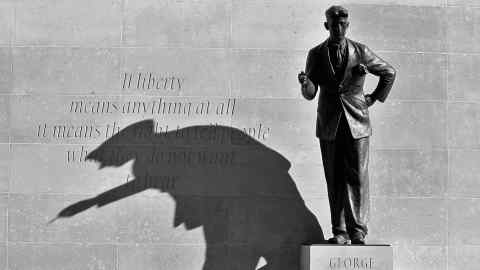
[300, 244, 393, 270]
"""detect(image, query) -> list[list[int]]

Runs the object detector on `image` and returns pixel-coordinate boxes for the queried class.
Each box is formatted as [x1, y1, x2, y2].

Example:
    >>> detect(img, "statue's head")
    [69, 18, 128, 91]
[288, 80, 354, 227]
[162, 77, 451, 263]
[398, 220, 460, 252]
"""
[324, 5, 349, 42]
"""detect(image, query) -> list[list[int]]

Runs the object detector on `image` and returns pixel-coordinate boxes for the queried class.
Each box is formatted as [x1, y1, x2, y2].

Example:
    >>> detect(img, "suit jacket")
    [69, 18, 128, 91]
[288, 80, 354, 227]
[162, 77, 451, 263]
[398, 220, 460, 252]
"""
[303, 38, 396, 140]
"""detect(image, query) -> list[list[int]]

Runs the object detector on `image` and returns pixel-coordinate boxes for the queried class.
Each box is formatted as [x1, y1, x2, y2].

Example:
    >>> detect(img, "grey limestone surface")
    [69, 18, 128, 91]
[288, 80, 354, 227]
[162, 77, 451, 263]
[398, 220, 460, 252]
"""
[0, 0, 478, 270]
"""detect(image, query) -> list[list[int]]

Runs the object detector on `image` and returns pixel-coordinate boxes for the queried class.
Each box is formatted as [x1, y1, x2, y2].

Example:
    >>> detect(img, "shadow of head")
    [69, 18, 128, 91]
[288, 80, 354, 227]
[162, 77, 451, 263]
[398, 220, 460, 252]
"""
[55, 119, 324, 269]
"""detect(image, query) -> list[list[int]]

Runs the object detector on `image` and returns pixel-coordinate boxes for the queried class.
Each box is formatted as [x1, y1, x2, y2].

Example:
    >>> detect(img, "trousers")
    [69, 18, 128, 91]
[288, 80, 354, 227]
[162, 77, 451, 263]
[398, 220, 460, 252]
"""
[319, 112, 370, 238]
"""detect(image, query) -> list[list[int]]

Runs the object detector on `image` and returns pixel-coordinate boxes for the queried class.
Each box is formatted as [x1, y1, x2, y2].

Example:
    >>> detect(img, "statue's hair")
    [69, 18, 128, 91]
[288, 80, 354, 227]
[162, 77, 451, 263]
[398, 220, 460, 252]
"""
[325, 5, 348, 21]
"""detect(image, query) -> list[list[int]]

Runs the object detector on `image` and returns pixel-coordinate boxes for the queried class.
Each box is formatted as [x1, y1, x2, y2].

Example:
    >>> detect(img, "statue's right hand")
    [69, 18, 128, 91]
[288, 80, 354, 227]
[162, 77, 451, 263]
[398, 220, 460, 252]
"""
[298, 71, 308, 85]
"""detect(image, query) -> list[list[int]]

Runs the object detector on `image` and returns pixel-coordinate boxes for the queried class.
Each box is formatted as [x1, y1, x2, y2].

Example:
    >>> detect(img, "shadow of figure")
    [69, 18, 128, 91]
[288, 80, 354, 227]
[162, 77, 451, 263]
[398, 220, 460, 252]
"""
[52, 119, 324, 270]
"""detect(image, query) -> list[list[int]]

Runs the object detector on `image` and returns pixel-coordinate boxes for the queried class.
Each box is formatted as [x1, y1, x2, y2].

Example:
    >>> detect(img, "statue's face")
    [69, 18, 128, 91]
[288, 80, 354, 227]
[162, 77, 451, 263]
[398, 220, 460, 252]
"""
[324, 17, 349, 41]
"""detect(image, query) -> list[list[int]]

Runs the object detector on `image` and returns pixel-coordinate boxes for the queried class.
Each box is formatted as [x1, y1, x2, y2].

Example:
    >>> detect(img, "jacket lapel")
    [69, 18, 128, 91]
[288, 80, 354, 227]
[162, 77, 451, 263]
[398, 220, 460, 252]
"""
[319, 40, 336, 82]
[340, 38, 356, 85]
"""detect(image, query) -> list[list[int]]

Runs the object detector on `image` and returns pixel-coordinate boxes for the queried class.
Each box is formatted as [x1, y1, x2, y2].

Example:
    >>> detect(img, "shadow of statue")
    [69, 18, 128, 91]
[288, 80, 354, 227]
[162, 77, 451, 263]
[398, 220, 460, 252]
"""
[52, 119, 324, 270]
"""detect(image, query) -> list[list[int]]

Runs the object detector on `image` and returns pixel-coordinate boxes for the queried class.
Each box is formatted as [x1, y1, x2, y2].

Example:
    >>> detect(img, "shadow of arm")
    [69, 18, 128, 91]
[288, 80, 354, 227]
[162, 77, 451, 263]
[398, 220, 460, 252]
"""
[49, 179, 147, 223]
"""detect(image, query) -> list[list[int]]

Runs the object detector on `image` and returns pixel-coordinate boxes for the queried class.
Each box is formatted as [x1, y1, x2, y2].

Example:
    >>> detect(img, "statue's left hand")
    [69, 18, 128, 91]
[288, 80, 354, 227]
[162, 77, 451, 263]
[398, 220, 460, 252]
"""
[353, 64, 368, 75]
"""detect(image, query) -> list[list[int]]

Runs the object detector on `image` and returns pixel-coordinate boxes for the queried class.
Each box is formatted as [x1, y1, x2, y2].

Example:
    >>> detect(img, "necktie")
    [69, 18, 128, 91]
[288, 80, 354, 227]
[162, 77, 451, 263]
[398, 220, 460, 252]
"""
[331, 43, 343, 70]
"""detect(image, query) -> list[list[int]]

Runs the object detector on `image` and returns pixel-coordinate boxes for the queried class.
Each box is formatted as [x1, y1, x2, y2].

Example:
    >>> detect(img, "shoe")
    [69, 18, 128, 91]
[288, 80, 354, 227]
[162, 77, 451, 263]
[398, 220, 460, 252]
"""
[349, 231, 366, 245]
[350, 236, 366, 245]
[327, 234, 349, 245]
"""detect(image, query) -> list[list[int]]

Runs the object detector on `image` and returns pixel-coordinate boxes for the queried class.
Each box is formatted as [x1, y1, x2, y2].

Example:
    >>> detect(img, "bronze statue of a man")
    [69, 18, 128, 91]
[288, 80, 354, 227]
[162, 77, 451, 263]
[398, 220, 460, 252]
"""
[298, 5, 396, 245]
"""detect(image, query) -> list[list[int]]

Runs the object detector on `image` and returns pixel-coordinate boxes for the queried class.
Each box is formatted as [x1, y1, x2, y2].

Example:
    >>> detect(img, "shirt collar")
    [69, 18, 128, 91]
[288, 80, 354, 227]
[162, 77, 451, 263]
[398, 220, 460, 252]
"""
[327, 37, 347, 50]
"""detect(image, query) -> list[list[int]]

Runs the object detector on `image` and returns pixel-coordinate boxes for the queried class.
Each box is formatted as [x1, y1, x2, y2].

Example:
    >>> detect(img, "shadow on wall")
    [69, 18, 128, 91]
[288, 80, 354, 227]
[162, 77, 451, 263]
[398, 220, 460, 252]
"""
[52, 119, 324, 270]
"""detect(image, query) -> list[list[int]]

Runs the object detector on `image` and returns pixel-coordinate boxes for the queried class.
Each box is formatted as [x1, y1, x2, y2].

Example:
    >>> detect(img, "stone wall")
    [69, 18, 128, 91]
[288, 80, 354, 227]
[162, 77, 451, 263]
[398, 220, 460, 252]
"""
[0, 0, 478, 269]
